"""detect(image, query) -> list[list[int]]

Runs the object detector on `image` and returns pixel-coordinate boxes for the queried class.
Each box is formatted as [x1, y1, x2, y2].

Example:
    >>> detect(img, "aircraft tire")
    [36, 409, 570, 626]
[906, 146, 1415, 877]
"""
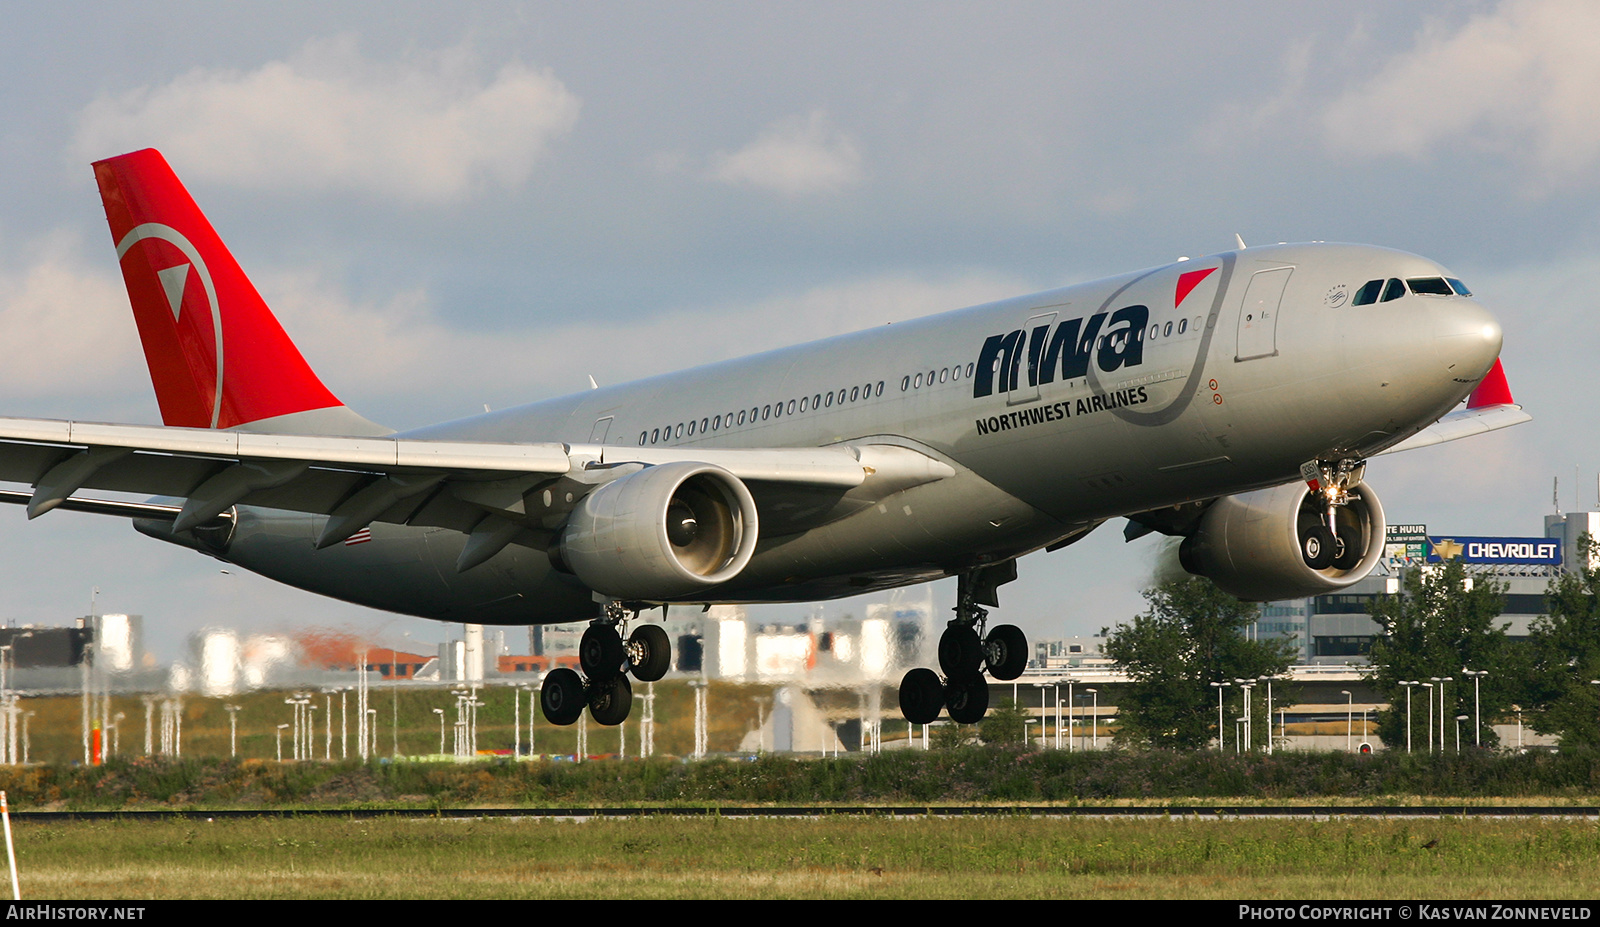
[984, 624, 1029, 680]
[580, 624, 626, 680]
[627, 625, 672, 682]
[944, 674, 990, 725]
[1300, 525, 1336, 570]
[938, 626, 983, 677]
[898, 668, 944, 725]
[588, 673, 633, 726]
[1331, 524, 1364, 571]
[541, 668, 586, 726]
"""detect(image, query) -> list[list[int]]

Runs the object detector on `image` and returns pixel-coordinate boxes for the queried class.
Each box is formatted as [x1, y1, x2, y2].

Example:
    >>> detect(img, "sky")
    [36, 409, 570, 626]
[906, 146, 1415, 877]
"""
[1, 0, 1597, 664]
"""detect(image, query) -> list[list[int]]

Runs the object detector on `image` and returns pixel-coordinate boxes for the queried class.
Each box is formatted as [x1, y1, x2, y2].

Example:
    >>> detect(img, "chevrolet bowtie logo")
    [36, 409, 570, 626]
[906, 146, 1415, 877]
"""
[1432, 538, 1464, 560]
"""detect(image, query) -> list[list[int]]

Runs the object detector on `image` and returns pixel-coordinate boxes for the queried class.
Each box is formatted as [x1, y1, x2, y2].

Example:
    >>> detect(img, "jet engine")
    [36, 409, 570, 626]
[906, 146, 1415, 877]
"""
[556, 461, 759, 600]
[1175, 480, 1386, 602]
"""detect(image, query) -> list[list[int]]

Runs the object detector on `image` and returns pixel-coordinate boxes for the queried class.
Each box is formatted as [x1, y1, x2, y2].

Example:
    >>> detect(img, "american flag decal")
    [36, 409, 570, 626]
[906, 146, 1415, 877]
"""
[344, 527, 373, 546]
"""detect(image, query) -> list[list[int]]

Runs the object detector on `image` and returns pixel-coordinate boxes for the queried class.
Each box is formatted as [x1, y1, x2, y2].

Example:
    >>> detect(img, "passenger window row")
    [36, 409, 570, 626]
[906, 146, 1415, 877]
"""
[1148, 316, 1203, 340]
[901, 363, 976, 392]
[639, 379, 889, 445]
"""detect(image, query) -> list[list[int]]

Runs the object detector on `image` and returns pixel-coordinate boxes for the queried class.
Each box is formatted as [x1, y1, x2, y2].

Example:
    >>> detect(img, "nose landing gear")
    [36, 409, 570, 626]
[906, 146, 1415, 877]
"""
[896, 561, 1027, 726]
[542, 602, 673, 728]
[1298, 458, 1370, 572]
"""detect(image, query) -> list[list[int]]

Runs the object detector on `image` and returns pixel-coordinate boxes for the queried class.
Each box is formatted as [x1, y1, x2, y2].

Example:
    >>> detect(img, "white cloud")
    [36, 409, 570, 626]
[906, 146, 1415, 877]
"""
[1321, 0, 1600, 187]
[0, 221, 1031, 430]
[71, 37, 580, 205]
[708, 109, 864, 197]
[257, 266, 1028, 426]
[0, 232, 144, 402]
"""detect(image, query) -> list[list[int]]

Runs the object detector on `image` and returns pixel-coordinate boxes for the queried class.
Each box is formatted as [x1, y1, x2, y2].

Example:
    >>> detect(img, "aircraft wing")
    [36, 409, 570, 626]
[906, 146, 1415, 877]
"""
[0, 416, 952, 555]
[1375, 403, 1531, 456]
[1375, 358, 1530, 456]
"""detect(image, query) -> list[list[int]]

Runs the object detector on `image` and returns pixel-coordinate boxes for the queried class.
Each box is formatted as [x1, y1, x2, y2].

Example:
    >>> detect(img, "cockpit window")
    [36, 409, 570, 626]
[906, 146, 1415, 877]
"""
[1407, 277, 1453, 296]
[1380, 278, 1406, 302]
[1447, 277, 1472, 297]
[1353, 279, 1384, 306]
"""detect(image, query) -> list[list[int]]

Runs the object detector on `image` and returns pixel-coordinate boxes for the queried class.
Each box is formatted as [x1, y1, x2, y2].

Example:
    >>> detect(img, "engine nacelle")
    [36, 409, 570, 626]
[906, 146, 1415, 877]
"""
[557, 461, 759, 600]
[1176, 480, 1386, 602]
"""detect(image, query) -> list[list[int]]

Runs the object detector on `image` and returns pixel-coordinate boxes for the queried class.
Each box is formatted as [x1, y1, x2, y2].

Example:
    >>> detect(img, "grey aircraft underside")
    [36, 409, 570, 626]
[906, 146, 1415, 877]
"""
[0, 149, 1526, 727]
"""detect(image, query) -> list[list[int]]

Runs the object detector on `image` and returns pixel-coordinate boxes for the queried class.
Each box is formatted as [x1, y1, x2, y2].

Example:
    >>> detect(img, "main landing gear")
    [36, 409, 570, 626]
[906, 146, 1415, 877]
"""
[898, 562, 1027, 726]
[542, 602, 672, 727]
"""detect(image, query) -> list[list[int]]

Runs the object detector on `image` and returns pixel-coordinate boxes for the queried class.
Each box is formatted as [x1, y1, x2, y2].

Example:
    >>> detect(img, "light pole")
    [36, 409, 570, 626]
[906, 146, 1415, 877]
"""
[1463, 669, 1488, 748]
[1441, 675, 1453, 753]
[530, 681, 540, 757]
[1053, 683, 1061, 749]
[1514, 704, 1523, 750]
[225, 704, 240, 758]
[433, 708, 445, 755]
[1399, 681, 1417, 754]
[1342, 690, 1353, 752]
[1238, 682, 1254, 751]
[1455, 715, 1468, 754]
[1260, 676, 1277, 754]
[689, 679, 708, 759]
[1063, 678, 1078, 753]
[1086, 689, 1098, 750]
[1211, 681, 1231, 751]
[1422, 682, 1435, 753]
[1033, 683, 1049, 749]
[754, 696, 771, 754]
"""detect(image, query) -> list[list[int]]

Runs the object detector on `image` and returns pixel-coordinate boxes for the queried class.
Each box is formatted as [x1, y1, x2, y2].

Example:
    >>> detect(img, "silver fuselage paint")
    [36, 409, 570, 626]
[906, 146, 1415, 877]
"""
[207, 243, 1504, 624]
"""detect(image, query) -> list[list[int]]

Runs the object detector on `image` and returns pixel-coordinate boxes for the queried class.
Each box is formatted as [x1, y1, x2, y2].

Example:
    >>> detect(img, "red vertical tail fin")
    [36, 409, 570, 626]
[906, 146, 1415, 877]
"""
[94, 148, 388, 435]
[1466, 358, 1514, 409]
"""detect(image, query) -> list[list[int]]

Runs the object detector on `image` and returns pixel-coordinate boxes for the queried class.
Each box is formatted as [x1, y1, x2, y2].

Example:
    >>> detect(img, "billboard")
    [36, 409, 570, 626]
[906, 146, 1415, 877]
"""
[1426, 536, 1562, 566]
[1384, 524, 1428, 564]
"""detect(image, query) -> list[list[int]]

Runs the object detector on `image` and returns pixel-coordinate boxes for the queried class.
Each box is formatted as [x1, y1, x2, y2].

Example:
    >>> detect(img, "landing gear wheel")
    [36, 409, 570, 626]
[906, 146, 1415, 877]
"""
[983, 624, 1028, 681]
[626, 625, 671, 682]
[898, 668, 944, 725]
[580, 624, 626, 680]
[1331, 524, 1363, 571]
[541, 667, 586, 726]
[944, 674, 990, 725]
[588, 673, 633, 726]
[938, 625, 983, 677]
[1300, 525, 1335, 570]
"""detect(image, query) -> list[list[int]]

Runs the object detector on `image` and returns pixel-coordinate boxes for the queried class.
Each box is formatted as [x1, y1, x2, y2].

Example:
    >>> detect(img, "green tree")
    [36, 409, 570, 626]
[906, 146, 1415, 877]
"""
[929, 721, 975, 750]
[1523, 535, 1600, 747]
[979, 698, 1029, 745]
[1103, 578, 1295, 750]
[1366, 560, 1510, 749]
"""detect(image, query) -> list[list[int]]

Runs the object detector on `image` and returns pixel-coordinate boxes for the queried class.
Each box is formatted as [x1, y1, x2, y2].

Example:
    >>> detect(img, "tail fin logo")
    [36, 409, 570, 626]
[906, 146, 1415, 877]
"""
[115, 223, 226, 429]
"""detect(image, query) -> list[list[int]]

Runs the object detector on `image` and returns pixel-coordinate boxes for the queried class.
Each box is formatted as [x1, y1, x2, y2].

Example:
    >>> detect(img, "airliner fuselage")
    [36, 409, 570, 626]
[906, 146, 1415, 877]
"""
[203, 242, 1501, 625]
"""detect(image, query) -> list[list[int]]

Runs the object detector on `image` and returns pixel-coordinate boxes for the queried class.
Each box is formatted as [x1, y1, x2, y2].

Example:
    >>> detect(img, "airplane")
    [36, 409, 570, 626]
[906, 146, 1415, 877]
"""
[0, 148, 1528, 729]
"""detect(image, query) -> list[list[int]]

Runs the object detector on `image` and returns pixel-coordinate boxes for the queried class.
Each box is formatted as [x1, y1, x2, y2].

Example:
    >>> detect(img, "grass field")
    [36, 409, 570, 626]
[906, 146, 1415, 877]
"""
[12, 814, 1600, 899]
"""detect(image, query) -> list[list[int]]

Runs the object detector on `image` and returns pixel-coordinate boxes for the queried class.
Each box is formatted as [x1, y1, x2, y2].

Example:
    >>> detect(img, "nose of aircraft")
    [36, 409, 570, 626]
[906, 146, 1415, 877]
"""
[1432, 298, 1504, 382]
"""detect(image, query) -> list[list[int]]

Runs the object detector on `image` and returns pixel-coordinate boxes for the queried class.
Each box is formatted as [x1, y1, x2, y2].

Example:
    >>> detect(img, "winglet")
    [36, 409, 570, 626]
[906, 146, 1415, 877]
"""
[1466, 358, 1514, 409]
[94, 149, 384, 435]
